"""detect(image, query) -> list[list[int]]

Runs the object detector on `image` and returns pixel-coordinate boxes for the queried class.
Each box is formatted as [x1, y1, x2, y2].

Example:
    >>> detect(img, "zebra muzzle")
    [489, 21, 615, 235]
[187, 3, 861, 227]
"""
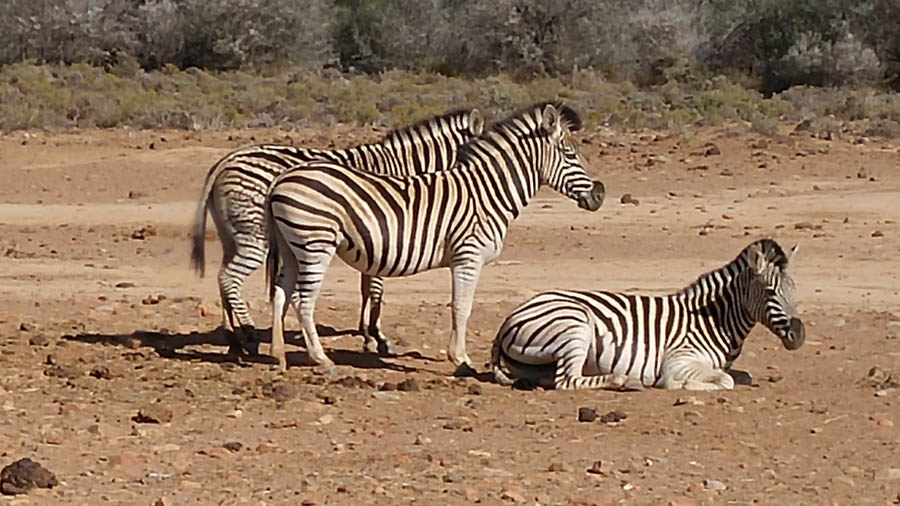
[577, 180, 605, 211]
[782, 317, 805, 350]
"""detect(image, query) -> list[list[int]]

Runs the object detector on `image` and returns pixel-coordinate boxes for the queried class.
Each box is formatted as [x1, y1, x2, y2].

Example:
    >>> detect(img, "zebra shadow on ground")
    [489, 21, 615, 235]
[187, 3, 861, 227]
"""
[65, 324, 439, 374]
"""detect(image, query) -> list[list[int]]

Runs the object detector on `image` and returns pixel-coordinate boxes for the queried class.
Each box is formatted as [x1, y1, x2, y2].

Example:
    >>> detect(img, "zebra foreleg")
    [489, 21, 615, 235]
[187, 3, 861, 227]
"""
[358, 274, 395, 356]
[662, 358, 735, 390]
[553, 343, 643, 391]
[448, 260, 483, 376]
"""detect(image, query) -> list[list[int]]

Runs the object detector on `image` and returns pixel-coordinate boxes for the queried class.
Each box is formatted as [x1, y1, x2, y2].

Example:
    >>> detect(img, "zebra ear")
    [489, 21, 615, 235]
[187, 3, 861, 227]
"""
[468, 109, 485, 136]
[786, 243, 799, 264]
[747, 244, 767, 274]
[541, 104, 563, 141]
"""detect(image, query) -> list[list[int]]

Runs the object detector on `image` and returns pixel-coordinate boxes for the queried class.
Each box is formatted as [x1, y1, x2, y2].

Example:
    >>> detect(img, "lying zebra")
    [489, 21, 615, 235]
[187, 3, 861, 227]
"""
[491, 239, 804, 391]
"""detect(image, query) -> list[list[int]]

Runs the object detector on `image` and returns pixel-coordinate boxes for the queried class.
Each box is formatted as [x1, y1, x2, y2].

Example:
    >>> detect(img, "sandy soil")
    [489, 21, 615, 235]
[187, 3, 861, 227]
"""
[0, 120, 898, 506]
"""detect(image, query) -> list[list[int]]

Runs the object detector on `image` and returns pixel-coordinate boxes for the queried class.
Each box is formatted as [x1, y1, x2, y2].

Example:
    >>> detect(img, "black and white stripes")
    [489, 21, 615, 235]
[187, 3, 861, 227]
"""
[491, 239, 805, 390]
[264, 102, 606, 374]
[189, 109, 484, 355]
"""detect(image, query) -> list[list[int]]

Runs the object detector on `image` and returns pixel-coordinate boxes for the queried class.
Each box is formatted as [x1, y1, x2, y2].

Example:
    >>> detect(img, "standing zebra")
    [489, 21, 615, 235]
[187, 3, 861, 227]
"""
[491, 239, 804, 391]
[190, 109, 484, 356]
[265, 102, 606, 374]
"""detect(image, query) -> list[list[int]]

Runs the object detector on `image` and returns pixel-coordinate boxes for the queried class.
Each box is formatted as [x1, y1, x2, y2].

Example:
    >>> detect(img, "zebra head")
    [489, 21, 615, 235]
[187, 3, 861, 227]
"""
[744, 240, 804, 350]
[538, 103, 605, 211]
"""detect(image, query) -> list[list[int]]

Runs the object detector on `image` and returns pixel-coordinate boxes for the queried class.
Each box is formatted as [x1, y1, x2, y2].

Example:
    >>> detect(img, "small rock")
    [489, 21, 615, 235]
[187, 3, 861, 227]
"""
[673, 396, 704, 406]
[317, 414, 333, 425]
[256, 443, 280, 454]
[379, 382, 397, 391]
[28, 335, 51, 347]
[466, 384, 483, 395]
[577, 407, 598, 423]
[114, 281, 136, 289]
[179, 480, 202, 489]
[586, 460, 605, 475]
[767, 374, 783, 383]
[152, 498, 172, 506]
[703, 478, 727, 491]
[599, 410, 626, 424]
[870, 414, 894, 427]
[300, 500, 319, 506]
[261, 382, 296, 403]
[130, 226, 156, 240]
[222, 442, 242, 453]
[0, 458, 58, 495]
[122, 336, 142, 349]
[397, 378, 419, 392]
[89, 365, 113, 380]
[500, 488, 525, 503]
[872, 230, 884, 238]
[857, 169, 867, 179]
[548, 461, 571, 472]
[133, 404, 173, 424]
[127, 190, 147, 199]
[620, 193, 639, 206]
[44, 364, 82, 379]
[703, 143, 720, 156]
[668, 497, 699, 506]
[874, 468, 900, 481]
[719, 168, 734, 176]
[414, 434, 429, 446]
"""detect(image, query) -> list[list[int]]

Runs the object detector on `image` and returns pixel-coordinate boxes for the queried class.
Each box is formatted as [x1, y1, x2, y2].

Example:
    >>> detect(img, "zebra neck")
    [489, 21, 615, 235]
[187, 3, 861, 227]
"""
[456, 142, 541, 226]
[679, 264, 756, 362]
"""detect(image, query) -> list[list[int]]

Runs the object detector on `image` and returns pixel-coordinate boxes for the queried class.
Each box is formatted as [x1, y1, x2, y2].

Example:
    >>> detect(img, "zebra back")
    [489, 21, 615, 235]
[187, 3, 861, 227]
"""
[190, 108, 484, 276]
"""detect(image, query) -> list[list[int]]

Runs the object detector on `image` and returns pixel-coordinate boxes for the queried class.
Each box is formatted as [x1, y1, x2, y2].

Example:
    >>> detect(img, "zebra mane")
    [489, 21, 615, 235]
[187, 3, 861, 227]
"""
[679, 239, 789, 298]
[455, 101, 582, 165]
[380, 108, 476, 143]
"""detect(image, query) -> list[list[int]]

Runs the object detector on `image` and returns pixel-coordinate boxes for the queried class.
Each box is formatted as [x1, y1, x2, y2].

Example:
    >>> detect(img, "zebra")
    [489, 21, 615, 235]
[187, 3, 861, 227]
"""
[491, 238, 805, 391]
[189, 109, 485, 356]
[265, 102, 606, 375]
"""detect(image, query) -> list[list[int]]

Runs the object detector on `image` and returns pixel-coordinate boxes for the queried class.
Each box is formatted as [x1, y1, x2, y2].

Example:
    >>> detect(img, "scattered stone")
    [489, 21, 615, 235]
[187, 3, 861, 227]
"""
[703, 478, 727, 491]
[863, 366, 899, 390]
[133, 404, 173, 424]
[414, 434, 429, 445]
[261, 382, 296, 403]
[500, 488, 525, 503]
[857, 169, 868, 179]
[668, 497, 699, 506]
[331, 376, 376, 389]
[28, 334, 51, 347]
[466, 384, 483, 395]
[89, 365, 113, 380]
[122, 336, 142, 349]
[130, 225, 156, 240]
[127, 190, 147, 199]
[872, 230, 884, 238]
[397, 378, 419, 392]
[619, 193, 639, 206]
[0, 458, 58, 495]
[152, 498, 172, 506]
[647, 154, 668, 165]
[870, 414, 894, 428]
[256, 443, 280, 454]
[379, 382, 398, 391]
[577, 407, 598, 423]
[222, 442, 242, 452]
[874, 468, 900, 481]
[673, 396, 704, 406]
[703, 143, 720, 156]
[548, 461, 571, 472]
[114, 281, 135, 289]
[599, 410, 627, 424]
[767, 374, 783, 383]
[44, 364, 82, 379]
[586, 460, 605, 475]
[719, 168, 734, 176]
[317, 414, 333, 425]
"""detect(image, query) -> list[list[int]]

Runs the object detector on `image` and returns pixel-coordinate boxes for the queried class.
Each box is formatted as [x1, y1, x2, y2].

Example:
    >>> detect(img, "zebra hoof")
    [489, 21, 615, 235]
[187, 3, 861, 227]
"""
[377, 340, 397, 357]
[318, 365, 338, 376]
[452, 363, 478, 378]
[242, 340, 260, 357]
[620, 378, 645, 392]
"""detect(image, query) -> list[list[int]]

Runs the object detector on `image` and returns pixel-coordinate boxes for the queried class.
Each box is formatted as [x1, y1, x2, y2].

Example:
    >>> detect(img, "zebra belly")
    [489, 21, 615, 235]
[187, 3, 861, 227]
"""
[335, 242, 449, 278]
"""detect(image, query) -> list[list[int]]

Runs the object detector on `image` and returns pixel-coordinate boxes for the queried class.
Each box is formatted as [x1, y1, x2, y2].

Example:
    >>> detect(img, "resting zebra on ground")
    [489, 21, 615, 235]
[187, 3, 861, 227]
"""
[265, 102, 606, 374]
[491, 239, 805, 391]
[189, 109, 484, 356]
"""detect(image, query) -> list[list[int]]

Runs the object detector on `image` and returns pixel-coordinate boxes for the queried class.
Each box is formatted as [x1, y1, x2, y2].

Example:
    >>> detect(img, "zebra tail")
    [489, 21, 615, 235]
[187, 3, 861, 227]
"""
[189, 156, 227, 277]
[490, 338, 516, 386]
[264, 194, 280, 304]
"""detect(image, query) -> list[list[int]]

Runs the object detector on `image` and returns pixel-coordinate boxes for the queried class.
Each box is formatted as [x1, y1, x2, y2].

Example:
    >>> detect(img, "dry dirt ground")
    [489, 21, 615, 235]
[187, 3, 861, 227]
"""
[0, 119, 898, 506]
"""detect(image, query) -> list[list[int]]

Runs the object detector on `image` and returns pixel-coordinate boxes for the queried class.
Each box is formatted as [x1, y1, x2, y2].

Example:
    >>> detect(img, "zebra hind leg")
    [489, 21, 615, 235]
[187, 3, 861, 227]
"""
[217, 244, 265, 357]
[292, 242, 338, 375]
[663, 359, 735, 390]
[359, 275, 395, 356]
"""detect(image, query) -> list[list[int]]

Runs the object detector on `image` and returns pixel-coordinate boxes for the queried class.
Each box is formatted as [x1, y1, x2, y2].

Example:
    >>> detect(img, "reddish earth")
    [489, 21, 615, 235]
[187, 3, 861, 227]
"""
[0, 121, 898, 505]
